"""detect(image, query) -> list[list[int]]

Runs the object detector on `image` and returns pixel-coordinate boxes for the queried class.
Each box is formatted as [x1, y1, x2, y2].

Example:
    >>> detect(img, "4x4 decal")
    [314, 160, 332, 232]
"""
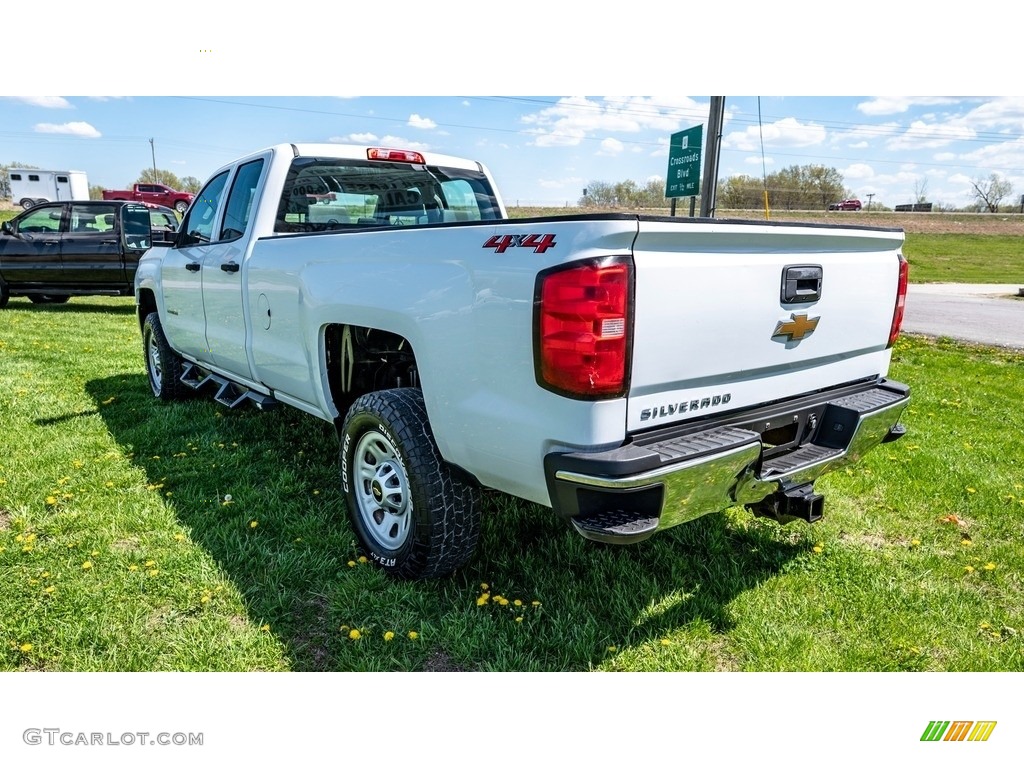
[483, 234, 557, 254]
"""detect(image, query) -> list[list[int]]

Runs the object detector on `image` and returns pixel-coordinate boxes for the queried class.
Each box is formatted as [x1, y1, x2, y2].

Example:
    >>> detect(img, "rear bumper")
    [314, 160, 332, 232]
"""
[544, 379, 909, 543]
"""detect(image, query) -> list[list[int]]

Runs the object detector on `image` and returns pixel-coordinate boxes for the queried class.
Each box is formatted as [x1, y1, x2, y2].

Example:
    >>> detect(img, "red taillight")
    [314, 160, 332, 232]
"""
[367, 147, 426, 164]
[536, 260, 632, 398]
[887, 253, 909, 348]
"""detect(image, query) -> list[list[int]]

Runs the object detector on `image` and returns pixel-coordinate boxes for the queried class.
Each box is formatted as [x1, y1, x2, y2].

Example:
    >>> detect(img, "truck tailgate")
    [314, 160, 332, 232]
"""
[627, 219, 905, 433]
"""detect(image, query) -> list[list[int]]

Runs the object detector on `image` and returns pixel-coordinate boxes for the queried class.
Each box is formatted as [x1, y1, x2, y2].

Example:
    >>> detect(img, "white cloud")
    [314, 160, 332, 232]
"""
[842, 163, 875, 180]
[885, 120, 976, 150]
[8, 96, 72, 108]
[331, 132, 378, 143]
[538, 176, 585, 190]
[744, 156, 774, 166]
[408, 114, 437, 130]
[522, 95, 703, 148]
[34, 121, 100, 138]
[722, 117, 826, 151]
[856, 97, 961, 116]
[597, 137, 624, 156]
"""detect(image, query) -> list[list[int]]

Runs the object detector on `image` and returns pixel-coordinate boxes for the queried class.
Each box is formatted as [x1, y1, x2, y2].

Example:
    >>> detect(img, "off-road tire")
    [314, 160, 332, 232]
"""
[340, 388, 481, 580]
[142, 312, 189, 401]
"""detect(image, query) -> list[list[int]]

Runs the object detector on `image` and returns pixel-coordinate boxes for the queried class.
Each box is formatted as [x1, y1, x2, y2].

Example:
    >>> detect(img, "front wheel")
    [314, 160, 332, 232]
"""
[142, 312, 189, 401]
[174, 200, 189, 214]
[340, 388, 481, 579]
[19, 198, 35, 210]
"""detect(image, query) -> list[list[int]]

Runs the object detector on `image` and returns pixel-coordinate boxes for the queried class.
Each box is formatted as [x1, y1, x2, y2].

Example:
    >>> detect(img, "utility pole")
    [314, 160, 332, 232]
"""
[866, 192, 875, 211]
[149, 138, 157, 181]
[699, 97, 725, 218]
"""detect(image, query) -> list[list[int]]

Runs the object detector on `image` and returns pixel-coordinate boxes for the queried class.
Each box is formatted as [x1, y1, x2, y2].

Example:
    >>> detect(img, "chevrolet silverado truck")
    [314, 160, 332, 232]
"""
[133, 143, 910, 579]
[103, 183, 195, 215]
[0, 200, 169, 307]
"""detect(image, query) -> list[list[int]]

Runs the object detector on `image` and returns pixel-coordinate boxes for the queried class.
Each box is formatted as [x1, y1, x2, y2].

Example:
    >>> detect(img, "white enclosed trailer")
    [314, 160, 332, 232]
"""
[8, 169, 89, 209]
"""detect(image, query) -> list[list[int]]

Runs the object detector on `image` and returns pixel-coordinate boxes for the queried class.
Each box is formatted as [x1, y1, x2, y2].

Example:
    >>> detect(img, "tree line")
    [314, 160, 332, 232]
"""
[577, 165, 1017, 213]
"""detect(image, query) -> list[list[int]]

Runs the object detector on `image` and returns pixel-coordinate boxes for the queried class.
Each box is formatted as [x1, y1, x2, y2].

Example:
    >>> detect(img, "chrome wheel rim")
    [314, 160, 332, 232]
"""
[146, 330, 162, 393]
[353, 430, 411, 551]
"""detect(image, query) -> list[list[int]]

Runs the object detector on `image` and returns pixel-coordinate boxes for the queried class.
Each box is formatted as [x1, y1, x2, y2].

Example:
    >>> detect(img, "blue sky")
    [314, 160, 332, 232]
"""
[3, 5, 1020, 210]
[4, 95, 1021, 209]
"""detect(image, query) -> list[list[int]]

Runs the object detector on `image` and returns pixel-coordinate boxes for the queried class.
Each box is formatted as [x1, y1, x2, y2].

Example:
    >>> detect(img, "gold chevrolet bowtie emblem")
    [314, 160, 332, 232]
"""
[773, 313, 820, 341]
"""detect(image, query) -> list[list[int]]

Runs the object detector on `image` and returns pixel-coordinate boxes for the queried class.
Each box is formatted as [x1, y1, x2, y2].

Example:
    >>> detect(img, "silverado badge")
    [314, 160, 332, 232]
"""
[773, 313, 820, 342]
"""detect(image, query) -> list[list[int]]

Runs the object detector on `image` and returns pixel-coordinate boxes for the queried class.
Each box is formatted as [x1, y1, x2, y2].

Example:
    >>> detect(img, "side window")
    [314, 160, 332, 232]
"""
[219, 159, 264, 241]
[70, 203, 118, 234]
[179, 171, 229, 245]
[28, 174, 40, 182]
[10, 174, 22, 181]
[16, 206, 64, 233]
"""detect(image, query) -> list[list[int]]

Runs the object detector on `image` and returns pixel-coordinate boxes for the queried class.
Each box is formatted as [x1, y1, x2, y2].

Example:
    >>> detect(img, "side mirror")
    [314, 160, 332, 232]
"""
[121, 204, 152, 252]
[1, 221, 12, 235]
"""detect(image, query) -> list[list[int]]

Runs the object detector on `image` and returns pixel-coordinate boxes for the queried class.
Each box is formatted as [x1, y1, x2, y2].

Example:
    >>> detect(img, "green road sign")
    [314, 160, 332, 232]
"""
[665, 125, 703, 198]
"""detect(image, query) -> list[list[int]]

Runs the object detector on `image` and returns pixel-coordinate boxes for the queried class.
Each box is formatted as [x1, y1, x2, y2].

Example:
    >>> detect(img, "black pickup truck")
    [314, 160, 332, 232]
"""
[0, 200, 174, 307]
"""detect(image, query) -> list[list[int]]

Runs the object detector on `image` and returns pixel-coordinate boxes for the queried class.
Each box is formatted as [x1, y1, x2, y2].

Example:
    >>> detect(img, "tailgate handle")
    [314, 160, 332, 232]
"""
[781, 265, 822, 304]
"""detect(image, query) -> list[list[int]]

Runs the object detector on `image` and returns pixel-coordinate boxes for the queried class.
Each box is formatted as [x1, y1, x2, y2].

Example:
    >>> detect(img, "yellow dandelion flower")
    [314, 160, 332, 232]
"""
[607, 645, 617, 653]
[532, 600, 541, 607]
[476, 594, 490, 606]
[147, 569, 159, 577]
[480, 582, 489, 591]
[813, 545, 823, 554]
[984, 562, 997, 571]
[19, 643, 33, 653]
[104, 482, 114, 488]
[408, 631, 419, 640]
[964, 565, 975, 573]
[200, 595, 211, 604]
[41, 571, 49, 578]
[128, 564, 139, 571]
[383, 631, 395, 642]
[145, 560, 155, 567]
[45, 496, 57, 506]
[81, 561, 92, 570]
[910, 539, 921, 547]
[515, 616, 523, 623]
[979, 622, 991, 630]
[261, 624, 271, 632]
[249, 520, 259, 529]
[340, 625, 350, 633]
[15, 534, 23, 542]
[961, 539, 973, 547]
[174, 533, 185, 542]
[514, 599, 523, 607]
[966, 487, 976, 494]
[44, 586, 55, 594]
[660, 639, 671, 646]
[347, 560, 356, 568]
[348, 629, 361, 640]
[358, 556, 368, 564]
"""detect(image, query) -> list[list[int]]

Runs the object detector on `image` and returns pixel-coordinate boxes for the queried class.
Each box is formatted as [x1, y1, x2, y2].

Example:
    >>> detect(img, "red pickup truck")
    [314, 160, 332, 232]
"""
[102, 183, 194, 214]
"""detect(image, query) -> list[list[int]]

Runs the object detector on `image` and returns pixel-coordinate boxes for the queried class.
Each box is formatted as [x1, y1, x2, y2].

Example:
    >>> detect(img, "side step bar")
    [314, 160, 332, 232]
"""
[180, 362, 278, 411]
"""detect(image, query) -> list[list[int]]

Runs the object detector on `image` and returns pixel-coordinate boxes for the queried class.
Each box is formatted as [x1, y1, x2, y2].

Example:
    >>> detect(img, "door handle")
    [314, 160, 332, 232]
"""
[781, 265, 822, 304]
[185, 262, 201, 272]
[220, 261, 240, 273]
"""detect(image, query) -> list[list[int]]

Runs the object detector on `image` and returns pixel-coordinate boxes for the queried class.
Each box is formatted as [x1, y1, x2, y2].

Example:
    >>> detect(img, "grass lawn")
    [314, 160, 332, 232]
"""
[1, 298, 1021, 671]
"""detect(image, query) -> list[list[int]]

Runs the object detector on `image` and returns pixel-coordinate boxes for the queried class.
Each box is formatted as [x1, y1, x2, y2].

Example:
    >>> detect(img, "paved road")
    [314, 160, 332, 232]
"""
[903, 284, 1024, 349]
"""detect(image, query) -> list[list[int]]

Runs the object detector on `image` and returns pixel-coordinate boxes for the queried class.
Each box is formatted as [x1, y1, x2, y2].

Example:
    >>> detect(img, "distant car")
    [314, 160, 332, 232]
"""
[828, 199, 862, 211]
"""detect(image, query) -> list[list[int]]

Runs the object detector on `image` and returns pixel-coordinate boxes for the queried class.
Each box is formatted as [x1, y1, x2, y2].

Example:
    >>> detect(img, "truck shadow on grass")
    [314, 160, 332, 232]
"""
[2, 297, 136, 315]
[87, 374, 808, 672]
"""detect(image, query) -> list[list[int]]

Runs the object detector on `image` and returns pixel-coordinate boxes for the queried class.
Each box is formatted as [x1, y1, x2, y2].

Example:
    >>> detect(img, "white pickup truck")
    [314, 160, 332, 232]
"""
[134, 143, 910, 579]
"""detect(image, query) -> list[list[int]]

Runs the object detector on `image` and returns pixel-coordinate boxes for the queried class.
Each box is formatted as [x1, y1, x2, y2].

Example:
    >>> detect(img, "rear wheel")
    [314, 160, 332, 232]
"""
[340, 388, 481, 579]
[19, 198, 35, 210]
[142, 312, 189, 401]
[174, 200, 189, 214]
